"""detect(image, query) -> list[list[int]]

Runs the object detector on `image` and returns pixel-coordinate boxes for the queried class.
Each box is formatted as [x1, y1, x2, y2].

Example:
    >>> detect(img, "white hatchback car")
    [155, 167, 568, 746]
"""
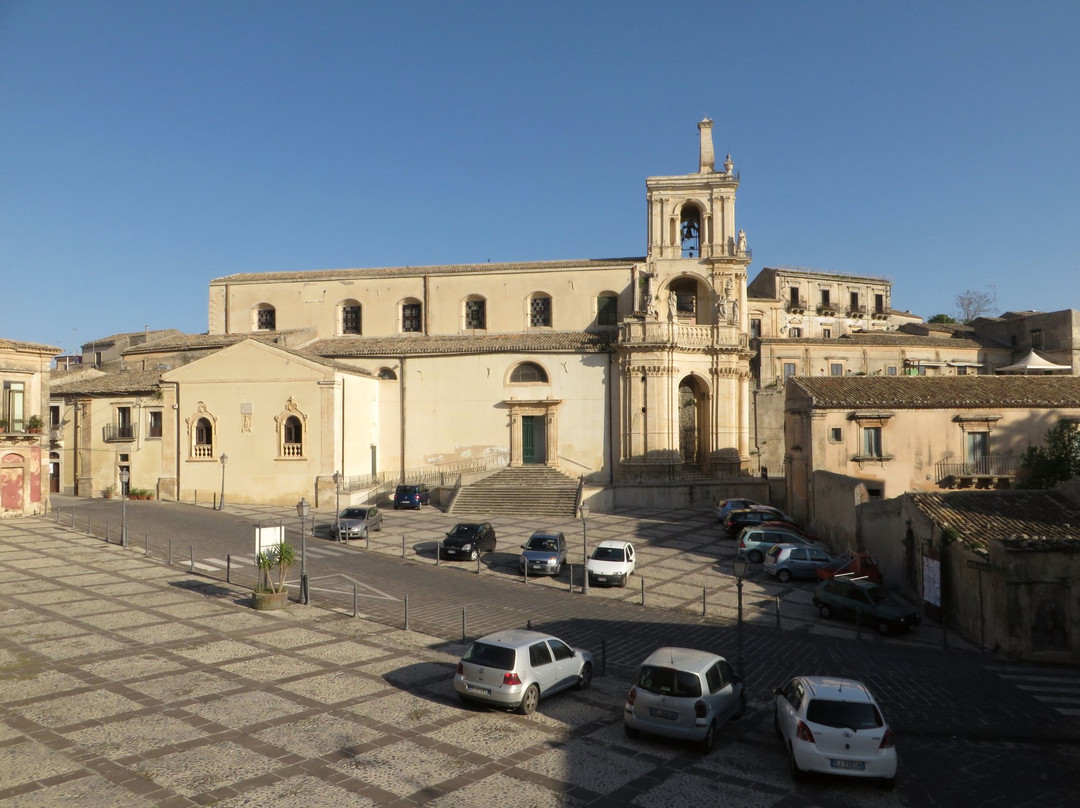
[586, 540, 636, 587]
[624, 647, 745, 752]
[773, 675, 898, 789]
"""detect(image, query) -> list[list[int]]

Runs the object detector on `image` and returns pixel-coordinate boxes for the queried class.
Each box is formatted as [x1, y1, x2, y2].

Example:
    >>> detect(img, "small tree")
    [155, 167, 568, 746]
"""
[956, 288, 996, 323]
[928, 313, 957, 324]
[255, 541, 297, 594]
[1019, 422, 1080, 489]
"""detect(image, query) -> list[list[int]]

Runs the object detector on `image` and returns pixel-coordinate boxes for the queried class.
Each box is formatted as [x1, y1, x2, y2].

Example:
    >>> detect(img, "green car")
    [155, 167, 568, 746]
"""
[813, 577, 922, 634]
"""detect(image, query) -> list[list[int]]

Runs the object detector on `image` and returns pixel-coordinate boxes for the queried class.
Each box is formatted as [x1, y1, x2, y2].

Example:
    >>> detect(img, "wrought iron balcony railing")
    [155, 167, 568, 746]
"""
[103, 424, 137, 442]
[935, 456, 1018, 483]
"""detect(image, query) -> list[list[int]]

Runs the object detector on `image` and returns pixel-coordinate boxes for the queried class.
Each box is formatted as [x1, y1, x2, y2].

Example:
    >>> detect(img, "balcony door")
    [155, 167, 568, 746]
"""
[966, 431, 989, 473]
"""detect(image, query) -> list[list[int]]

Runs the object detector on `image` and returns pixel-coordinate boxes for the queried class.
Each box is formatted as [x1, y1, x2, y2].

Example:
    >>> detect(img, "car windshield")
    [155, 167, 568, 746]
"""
[462, 642, 516, 671]
[448, 524, 479, 537]
[636, 665, 702, 698]
[527, 536, 559, 551]
[807, 699, 883, 730]
[591, 547, 625, 562]
[397, 486, 418, 494]
[339, 508, 367, 519]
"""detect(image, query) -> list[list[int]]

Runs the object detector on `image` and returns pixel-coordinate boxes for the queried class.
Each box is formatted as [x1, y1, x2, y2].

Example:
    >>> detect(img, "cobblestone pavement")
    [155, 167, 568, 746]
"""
[2, 506, 1078, 806]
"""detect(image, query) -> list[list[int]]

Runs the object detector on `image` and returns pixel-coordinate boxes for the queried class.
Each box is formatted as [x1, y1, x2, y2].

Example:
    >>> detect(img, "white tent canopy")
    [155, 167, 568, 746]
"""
[996, 349, 1073, 374]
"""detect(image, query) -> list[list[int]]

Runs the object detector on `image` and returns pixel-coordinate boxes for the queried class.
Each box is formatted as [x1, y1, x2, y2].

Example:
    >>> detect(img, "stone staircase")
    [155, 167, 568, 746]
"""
[449, 466, 580, 518]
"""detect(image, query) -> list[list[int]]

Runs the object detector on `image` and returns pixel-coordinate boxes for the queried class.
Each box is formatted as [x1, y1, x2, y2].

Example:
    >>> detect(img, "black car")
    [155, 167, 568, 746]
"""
[441, 522, 496, 560]
[722, 506, 795, 538]
[813, 577, 922, 634]
[394, 484, 430, 509]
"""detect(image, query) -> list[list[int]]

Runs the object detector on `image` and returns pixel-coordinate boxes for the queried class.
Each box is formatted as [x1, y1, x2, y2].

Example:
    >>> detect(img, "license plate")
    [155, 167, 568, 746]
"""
[649, 708, 678, 720]
[594, 576, 608, 582]
[830, 759, 865, 770]
[466, 685, 490, 696]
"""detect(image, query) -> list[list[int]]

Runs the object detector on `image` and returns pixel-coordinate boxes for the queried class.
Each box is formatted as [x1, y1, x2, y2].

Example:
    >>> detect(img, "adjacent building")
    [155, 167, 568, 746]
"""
[1, 337, 60, 516]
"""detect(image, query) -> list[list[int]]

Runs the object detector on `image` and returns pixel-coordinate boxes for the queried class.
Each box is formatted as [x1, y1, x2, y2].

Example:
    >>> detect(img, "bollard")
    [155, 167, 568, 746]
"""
[168, 538, 173, 565]
[523, 562, 529, 585]
[227, 554, 231, 584]
[405, 595, 410, 631]
[189, 545, 194, 572]
[775, 595, 781, 630]
[462, 606, 467, 641]
[366, 531, 370, 550]
[641, 577, 645, 607]
[476, 553, 481, 575]
[602, 639, 607, 677]
[702, 586, 707, 617]
[436, 540, 441, 566]
[105, 519, 110, 543]
[569, 565, 574, 592]
[402, 534, 406, 558]
[304, 574, 311, 607]
[353, 584, 358, 618]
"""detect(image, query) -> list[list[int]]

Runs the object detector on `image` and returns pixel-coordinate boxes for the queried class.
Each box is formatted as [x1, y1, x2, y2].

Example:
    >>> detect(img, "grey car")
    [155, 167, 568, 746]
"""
[454, 629, 593, 714]
[737, 525, 820, 563]
[331, 506, 383, 542]
[763, 543, 834, 583]
[519, 531, 568, 576]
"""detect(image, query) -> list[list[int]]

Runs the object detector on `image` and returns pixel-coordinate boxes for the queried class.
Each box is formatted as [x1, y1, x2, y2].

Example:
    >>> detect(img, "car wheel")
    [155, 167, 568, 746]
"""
[699, 720, 717, 754]
[624, 722, 639, 739]
[877, 620, 892, 635]
[790, 744, 806, 781]
[576, 663, 592, 691]
[819, 604, 833, 619]
[733, 691, 747, 720]
[777, 569, 792, 583]
[748, 550, 764, 564]
[468, 548, 479, 562]
[518, 684, 540, 715]
[618, 575, 628, 588]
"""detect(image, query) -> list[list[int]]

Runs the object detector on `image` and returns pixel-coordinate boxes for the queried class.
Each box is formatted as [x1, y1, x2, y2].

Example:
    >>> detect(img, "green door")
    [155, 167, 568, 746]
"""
[522, 416, 536, 464]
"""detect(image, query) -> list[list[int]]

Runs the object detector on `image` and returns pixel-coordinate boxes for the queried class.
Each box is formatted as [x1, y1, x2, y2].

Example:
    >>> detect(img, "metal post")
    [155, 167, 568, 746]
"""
[702, 586, 707, 617]
[168, 538, 173, 565]
[476, 553, 481, 574]
[105, 519, 110, 542]
[581, 503, 590, 595]
[119, 468, 129, 549]
[462, 606, 467, 641]
[404, 595, 410, 631]
[227, 554, 231, 584]
[353, 584, 358, 618]
[775, 595, 781, 630]
[333, 470, 342, 541]
[402, 534, 406, 558]
[218, 453, 228, 510]
[569, 565, 574, 592]
[641, 577, 645, 606]
[436, 540, 441, 565]
[296, 498, 310, 606]
[189, 545, 194, 572]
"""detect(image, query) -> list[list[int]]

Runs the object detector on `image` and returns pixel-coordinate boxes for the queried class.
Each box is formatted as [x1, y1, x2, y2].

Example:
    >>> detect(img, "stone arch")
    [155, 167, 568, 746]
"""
[678, 374, 711, 467]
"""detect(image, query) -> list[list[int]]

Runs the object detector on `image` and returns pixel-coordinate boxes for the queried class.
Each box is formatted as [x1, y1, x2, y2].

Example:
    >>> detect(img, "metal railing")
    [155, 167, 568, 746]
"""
[337, 451, 511, 493]
[102, 424, 137, 442]
[935, 456, 1018, 481]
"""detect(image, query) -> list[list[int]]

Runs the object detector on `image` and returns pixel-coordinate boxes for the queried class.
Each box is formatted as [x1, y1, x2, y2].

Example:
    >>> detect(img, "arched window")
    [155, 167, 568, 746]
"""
[464, 295, 486, 330]
[275, 398, 307, 459]
[529, 293, 552, 327]
[194, 417, 213, 458]
[597, 292, 619, 326]
[340, 300, 362, 335]
[401, 299, 422, 333]
[377, 367, 397, 380]
[680, 204, 702, 258]
[510, 362, 548, 384]
[253, 303, 276, 331]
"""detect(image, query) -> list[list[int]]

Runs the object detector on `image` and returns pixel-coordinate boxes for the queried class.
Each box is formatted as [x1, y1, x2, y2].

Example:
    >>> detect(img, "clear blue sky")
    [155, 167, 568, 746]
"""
[3, 1, 1078, 353]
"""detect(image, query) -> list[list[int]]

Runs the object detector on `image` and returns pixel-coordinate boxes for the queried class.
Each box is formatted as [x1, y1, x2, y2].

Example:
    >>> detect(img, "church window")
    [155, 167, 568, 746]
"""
[597, 293, 618, 326]
[194, 417, 214, 459]
[282, 415, 303, 458]
[510, 362, 548, 383]
[530, 294, 552, 327]
[680, 204, 702, 258]
[465, 298, 486, 330]
[401, 301, 422, 333]
[341, 301, 362, 335]
[254, 304, 276, 331]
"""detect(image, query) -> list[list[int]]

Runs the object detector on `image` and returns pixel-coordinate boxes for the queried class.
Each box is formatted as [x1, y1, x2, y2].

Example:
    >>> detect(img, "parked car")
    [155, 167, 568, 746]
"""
[587, 540, 636, 587]
[623, 647, 745, 753]
[774, 675, 897, 789]
[330, 506, 383, 542]
[722, 506, 796, 538]
[816, 551, 884, 585]
[393, 484, 430, 509]
[737, 525, 821, 564]
[764, 543, 834, 582]
[454, 629, 593, 714]
[714, 498, 759, 522]
[441, 522, 496, 561]
[519, 531, 568, 576]
[813, 577, 922, 634]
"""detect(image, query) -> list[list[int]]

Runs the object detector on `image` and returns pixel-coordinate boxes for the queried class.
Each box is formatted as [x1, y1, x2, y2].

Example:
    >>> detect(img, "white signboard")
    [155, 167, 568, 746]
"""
[922, 553, 941, 607]
[255, 524, 285, 558]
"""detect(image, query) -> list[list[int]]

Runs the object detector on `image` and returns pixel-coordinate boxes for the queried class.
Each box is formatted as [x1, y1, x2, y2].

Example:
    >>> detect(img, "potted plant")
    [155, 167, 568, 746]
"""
[101, 484, 117, 499]
[26, 415, 43, 433]
[0, 417, 7, 433]
[252, 541, 297, 611]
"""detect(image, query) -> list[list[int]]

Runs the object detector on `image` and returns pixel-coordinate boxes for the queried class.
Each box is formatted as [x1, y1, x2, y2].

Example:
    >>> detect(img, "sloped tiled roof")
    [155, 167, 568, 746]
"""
[910, 491, 1080, 553]
[759, 333, 990, 348]
[80, 328, 182, 347]
[789, 375, 1080, 409]
[51, 369, 165, 395]
[122, 331, 312, 355]
[308, 331, 616, 358]
[0, 337, 62, 353]
[211, 258, 643, 284]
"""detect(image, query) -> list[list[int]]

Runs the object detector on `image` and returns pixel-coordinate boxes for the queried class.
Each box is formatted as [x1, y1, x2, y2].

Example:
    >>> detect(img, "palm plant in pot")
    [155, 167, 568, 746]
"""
[252, 541, 297, 611]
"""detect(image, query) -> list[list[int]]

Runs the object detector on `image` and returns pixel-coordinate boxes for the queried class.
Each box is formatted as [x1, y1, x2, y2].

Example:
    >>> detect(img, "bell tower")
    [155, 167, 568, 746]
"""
[618, 118, 753, 481]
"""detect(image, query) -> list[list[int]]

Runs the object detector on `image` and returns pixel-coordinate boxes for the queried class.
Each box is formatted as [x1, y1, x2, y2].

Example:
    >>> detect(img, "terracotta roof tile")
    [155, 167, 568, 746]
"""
[789, 375, 1080, 409]
[308, 331, 616, 358]
[0, 337, 62, 353]
[910, 491, 1080, 552]
[52, 369, 165, 395]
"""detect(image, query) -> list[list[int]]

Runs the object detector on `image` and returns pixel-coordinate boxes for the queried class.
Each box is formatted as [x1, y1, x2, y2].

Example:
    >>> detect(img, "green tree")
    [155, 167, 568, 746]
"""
[1019, 422, 1080, 489]
[928, 313, 957, 324]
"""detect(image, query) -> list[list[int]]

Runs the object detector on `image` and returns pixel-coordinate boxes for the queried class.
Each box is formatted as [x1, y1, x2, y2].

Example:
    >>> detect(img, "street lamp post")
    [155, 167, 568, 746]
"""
[733, 555, 749, 678]
[218, 453, 228, 510]
[581, 503, 590, 595]
[296, 497, 310, 604]
[119, 468, 129, 548]
[333, 471, 342, 542]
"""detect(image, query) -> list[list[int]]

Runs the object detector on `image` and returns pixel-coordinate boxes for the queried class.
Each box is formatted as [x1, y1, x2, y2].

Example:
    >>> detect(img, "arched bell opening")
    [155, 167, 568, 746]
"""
[678, 375, 710, 468]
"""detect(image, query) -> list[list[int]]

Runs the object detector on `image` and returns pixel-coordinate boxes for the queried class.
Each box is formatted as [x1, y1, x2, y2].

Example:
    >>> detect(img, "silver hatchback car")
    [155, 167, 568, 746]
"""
[454, 629, 594, 714]
[519, 531, 568, 576]
[330, 506, 383, 542]
[624, 647, 745, 752]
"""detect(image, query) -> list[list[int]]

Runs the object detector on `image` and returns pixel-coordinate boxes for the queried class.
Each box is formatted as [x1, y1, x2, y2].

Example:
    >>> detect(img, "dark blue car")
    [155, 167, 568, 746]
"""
[394, 484, 430, 509]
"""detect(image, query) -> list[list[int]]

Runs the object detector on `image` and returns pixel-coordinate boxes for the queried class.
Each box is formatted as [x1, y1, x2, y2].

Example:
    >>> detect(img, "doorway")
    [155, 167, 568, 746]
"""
[522, 415, 547, 464]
